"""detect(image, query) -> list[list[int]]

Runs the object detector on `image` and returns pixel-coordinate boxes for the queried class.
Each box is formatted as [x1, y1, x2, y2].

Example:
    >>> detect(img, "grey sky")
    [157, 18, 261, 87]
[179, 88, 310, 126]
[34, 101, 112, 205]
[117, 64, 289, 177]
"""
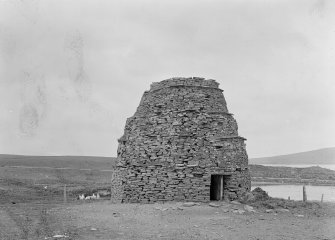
[0, 0, 334, 158]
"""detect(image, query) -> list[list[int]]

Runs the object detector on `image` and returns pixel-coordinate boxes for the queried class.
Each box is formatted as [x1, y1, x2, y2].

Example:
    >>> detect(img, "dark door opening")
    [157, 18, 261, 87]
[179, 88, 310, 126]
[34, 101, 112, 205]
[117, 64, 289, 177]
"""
[210, 175, 228, 201]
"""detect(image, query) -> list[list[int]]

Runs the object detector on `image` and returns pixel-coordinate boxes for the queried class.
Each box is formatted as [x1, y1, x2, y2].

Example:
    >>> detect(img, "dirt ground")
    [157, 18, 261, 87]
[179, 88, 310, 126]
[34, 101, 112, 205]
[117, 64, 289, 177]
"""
[1, 200, 334, 240]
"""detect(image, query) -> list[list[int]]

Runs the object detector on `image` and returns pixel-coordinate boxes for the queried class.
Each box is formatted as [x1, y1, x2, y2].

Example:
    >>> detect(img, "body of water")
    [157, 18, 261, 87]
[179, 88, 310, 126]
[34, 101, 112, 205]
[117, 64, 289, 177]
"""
[260, 164, 335, 171]
[251, 184, 335, 202]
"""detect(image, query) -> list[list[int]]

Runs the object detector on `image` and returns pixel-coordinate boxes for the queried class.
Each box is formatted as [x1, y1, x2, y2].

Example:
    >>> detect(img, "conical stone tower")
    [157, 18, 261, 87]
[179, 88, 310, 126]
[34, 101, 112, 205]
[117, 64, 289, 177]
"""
[117, 77, 250, 203]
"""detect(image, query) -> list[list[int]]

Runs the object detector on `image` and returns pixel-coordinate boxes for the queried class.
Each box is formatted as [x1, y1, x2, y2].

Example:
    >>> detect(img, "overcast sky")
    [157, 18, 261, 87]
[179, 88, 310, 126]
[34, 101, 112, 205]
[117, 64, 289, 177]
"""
[0, 0, 334, 158]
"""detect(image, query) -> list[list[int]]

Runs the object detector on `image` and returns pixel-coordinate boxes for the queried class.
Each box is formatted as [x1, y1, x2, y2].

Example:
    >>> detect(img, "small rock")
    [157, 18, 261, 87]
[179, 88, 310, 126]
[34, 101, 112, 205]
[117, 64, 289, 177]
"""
[52, 235, 68, 238]
[275, 208, 290, 213]
[231, 200, 241, 205]
[241, 192, 255, 202]
[112, 212, 120, 217]
[265, 209, 274, 213]
[295, 214, 304, 218]
[183, 202, 197, 207]
[252, 187, 270, 201]
[244, 205, 256, 213]
[90, 228, 97, 231]
[238, 209, 245, 214]
[233, 209, 245, 214]
[209, 203, 221, 207]
[177, 206, 184, 210]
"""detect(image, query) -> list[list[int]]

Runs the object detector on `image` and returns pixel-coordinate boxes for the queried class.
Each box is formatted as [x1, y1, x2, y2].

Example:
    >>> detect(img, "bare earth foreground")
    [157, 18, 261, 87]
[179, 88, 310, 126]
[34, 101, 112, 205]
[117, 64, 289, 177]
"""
[0, 200, 334, 240]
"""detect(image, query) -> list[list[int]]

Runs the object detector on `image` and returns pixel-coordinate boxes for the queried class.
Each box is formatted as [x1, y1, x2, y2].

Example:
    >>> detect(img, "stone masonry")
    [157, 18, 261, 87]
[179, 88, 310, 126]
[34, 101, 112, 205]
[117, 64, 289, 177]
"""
[117, 77, 251, 203]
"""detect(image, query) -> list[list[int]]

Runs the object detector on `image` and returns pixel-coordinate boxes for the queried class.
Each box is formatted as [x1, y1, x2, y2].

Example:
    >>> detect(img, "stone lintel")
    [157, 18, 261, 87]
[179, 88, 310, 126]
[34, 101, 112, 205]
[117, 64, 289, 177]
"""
[214, 136, 247, 141]
[211, 172, 233, 176]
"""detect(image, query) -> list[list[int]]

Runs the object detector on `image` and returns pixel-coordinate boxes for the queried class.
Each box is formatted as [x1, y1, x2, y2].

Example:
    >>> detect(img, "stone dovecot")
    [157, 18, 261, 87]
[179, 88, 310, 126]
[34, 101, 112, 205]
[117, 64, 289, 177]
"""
[117, 77, 251, 203]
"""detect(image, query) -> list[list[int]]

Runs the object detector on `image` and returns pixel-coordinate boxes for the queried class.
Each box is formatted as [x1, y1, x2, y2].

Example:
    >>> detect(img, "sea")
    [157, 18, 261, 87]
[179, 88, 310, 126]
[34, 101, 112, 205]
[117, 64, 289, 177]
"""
[251, 164, 335, 202]
[251, 184, 335, 202]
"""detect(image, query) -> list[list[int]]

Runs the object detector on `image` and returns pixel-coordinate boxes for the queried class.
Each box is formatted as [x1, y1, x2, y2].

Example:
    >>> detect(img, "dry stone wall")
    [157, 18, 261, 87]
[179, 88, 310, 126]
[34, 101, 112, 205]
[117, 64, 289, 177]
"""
[110, 169, 125, 203]
[117, 77, 250, 203]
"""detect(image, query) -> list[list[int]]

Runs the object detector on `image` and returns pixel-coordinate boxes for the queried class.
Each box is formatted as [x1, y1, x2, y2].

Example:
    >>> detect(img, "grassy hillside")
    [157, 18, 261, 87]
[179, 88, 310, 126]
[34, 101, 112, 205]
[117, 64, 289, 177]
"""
[250, 147, 335, 165]
[0, 154, 117, 169]
[0, 155, 118, 204]
[250, 164, 335, 181]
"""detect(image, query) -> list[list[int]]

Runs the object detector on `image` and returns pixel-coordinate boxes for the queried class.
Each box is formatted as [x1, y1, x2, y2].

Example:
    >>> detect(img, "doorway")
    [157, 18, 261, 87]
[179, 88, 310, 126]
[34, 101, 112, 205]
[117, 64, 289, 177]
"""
[210, 175, 228, 201]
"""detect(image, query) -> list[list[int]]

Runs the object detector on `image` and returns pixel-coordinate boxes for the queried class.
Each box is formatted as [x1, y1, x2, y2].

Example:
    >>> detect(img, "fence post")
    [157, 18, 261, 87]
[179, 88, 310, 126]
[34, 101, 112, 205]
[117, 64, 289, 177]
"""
[288, 196, 290, 200]
[303, 185, 307, 202]
[321, 194, 324, 203]
[63, 184, 67, 204]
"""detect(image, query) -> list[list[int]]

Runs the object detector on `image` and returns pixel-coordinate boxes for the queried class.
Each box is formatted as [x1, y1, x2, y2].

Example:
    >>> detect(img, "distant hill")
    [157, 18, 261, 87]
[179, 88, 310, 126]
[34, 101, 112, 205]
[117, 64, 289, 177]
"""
[250, 147, 335, 165]
[0, 154, 117, 169]
[250, 164, 335, 180]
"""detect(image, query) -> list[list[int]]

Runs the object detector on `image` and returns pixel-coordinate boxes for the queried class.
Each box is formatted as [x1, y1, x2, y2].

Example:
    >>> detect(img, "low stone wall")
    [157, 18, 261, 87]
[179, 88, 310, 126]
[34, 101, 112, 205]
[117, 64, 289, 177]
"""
[110, 168, 125, 203]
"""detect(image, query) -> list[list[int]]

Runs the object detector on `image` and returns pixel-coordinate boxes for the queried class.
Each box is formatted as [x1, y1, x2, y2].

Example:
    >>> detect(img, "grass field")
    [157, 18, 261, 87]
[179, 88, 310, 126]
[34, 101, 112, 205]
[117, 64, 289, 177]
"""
[0, 154, 117, 204]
